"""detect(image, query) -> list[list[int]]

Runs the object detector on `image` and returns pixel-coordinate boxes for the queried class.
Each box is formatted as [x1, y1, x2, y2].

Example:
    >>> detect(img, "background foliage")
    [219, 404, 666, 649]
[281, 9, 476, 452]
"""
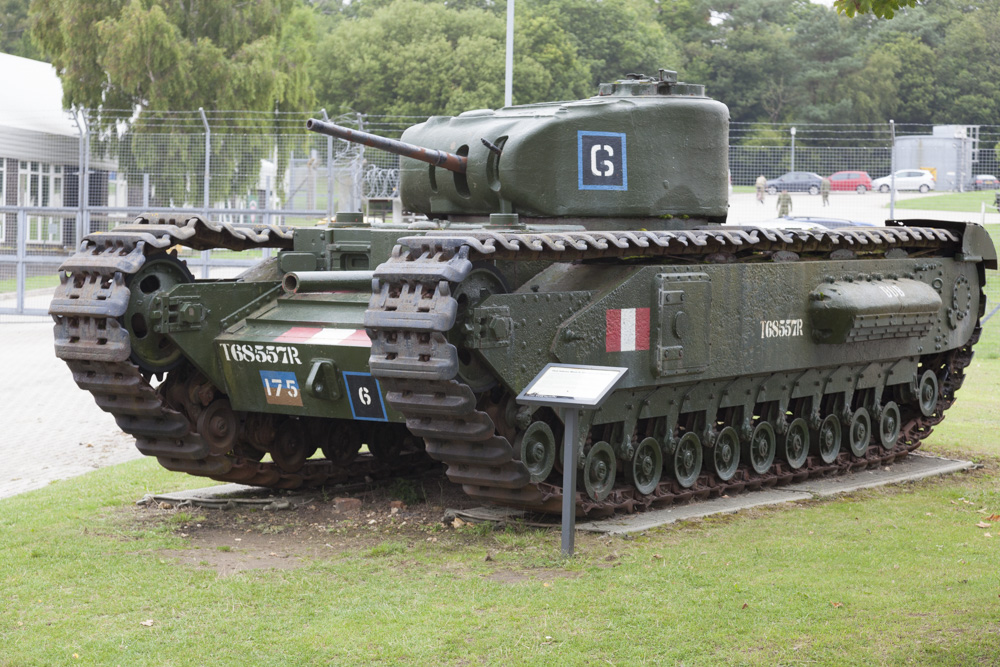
[2, 0, 998, 125]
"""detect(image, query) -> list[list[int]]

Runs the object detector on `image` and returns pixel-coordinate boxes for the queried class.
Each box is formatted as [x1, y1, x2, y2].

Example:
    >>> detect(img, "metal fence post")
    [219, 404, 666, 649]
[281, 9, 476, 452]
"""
[15, 208, 26, 314]
[322, 108, 333, 222]
[74, 109, 85, 245]
[76, 109, 91, 239]
[265, 175, 272, 229]
[790, 126, 796, 172]
[355, 112, 365, 212]
[199, 107, 211, 279]
[889, 120, 896, 219]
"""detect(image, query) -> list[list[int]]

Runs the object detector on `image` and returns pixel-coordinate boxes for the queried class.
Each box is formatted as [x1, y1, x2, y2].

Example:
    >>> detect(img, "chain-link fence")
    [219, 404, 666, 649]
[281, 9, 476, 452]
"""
[1, 111, 997, 354]
[1, 109, 374, 319]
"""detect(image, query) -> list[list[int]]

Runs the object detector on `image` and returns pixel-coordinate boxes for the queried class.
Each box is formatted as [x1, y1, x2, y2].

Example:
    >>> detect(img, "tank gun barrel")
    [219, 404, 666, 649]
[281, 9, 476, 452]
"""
[306, 118, 467, 174]
[282, 270, 375, 294]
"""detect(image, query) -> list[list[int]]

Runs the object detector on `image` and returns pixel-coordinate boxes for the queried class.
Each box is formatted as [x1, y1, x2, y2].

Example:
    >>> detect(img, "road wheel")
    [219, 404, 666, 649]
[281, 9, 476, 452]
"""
[767, 185, 777, 195]
[919, 184, 930, 193]
[879, 184, 890, 193]
[856, 185, 867, 194]
[808, 185, 820, 195]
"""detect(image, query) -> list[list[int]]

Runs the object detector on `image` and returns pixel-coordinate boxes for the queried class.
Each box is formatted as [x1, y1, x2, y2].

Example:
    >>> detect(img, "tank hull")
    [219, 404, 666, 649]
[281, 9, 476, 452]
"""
[49, 217, 994, 515]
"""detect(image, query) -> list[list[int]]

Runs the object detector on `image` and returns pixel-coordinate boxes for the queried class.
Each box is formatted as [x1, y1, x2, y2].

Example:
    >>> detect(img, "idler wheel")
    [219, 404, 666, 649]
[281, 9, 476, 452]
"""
[846, 407, 871, 457]
[628, 436, 663, 495]
[519, 421, 556, 483]
[745, 421, 776, 474]
[814, 414, 842, 464]
[270, 421, 311, 472]
[321, 421, 363, 466]
[879, 401, 902, 450]
[673, 432, 703, 488]
[710, 426, 741, 482]
[122, 253, 194, 373]
[782, 418, 810, 470]
[583, 441, 616, 501]
[449, 267, 507, 393]
[197, 399, 237, 456]
[917, 370, 939, 417]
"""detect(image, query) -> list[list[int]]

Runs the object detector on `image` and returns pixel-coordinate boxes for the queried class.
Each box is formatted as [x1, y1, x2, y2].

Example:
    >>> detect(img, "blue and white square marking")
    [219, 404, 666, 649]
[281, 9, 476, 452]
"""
[343, 372, 388, 422]
[259, 370, 303, 407]
[578, 131, 627, 191]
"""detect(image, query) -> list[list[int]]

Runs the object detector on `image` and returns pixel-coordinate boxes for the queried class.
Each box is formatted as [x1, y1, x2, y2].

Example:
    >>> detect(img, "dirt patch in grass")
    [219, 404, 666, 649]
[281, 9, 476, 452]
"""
[129, 472, 499, 576]
[122, 454, 991, 577]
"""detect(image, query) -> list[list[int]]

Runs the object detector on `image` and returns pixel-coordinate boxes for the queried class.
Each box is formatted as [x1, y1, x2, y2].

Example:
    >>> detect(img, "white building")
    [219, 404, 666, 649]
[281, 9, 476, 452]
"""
[0, 53, 119, 246]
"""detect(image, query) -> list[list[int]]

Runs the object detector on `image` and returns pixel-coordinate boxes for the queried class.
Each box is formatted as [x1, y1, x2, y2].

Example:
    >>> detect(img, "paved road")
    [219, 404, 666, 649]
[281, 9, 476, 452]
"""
[0, 321, 142, 500]
[727, 189, 1000, 227]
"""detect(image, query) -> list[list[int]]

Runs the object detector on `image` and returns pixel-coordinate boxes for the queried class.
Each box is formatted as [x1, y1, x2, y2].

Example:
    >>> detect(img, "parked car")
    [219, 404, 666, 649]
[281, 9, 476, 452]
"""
[871, 169, 936, 193]
[728, 218, 825, 231]
[728, 216, 880, 230]
[790, 216, 880, 228]
[828, 170, 873, 193]
[970, 174, 999, 190]
[766, 171, 824, 195]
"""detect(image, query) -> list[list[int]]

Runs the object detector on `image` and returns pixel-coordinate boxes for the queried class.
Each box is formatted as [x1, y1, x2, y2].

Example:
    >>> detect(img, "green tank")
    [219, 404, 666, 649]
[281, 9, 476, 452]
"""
[51, 70, 996, 515]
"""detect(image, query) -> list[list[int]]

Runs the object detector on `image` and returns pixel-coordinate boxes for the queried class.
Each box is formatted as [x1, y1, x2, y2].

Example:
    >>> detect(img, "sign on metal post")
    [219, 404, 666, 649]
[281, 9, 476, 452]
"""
[516, 364, 627, 556]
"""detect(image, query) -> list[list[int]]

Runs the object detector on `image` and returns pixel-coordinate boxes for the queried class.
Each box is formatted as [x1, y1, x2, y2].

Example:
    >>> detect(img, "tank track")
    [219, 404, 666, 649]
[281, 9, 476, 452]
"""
[50, 216, 432, 490]
[366, 226, 981, 515]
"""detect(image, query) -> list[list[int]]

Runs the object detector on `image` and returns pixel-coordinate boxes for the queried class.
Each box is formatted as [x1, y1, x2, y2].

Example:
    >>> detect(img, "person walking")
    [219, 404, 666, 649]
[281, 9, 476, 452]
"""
[777, 189, 792, 217]
[821, 176, 831, 207]
[755, 174, 767, 204]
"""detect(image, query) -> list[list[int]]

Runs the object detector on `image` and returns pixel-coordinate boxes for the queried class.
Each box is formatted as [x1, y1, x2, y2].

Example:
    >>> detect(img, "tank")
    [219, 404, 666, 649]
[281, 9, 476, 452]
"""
[51, 70, 997, 515]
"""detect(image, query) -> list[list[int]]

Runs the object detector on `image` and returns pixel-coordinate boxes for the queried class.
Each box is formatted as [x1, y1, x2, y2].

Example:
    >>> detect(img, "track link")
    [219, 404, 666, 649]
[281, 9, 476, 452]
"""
[366, 226, 981, 515]
[50, 215, 432, 489]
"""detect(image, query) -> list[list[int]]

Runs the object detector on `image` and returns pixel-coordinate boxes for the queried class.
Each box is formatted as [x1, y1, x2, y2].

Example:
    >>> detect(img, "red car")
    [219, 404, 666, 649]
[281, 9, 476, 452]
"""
[828, 171, 873, 193]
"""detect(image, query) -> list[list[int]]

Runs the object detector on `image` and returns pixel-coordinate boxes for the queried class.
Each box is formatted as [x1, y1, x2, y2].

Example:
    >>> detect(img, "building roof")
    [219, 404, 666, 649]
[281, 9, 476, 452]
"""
[0, 53, 79, 137]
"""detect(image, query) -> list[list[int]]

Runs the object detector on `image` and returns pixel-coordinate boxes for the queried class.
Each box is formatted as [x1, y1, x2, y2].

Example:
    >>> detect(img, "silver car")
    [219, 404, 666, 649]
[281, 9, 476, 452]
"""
[872, 169, 936, 193]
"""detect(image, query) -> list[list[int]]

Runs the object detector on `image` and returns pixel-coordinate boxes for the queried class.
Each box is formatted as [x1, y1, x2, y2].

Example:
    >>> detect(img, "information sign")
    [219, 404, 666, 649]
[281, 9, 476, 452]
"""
[516, 364, 627, 409]
[516, 364, 628, 556]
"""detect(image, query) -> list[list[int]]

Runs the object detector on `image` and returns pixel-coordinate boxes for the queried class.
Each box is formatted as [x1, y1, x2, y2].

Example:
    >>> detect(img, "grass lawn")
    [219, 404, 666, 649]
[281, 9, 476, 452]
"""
[0, 273, 60, 294]
[892, 190, 1000, 213]
[2, 355, 1000, 665]
[1, 220, 998, 664]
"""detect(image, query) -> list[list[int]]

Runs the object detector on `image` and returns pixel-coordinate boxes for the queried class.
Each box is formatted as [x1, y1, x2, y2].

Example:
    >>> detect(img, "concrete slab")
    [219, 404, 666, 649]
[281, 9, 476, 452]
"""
[578, 453, 974, 535]
[577, 490, 812, 534]
[135, 454, 974, 531]
[790, 452, 975, 497]
[147, 483, 310, 510]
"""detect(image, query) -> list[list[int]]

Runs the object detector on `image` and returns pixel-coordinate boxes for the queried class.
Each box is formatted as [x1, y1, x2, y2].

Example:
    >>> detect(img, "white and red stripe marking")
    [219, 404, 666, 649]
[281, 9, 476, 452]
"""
[605, 308, 650, 352]
[274, 326, 371, 347]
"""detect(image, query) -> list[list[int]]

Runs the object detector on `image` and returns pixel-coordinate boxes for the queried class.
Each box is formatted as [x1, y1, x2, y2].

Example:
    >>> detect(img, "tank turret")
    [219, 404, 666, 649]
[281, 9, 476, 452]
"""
[308, 70, 729, 226]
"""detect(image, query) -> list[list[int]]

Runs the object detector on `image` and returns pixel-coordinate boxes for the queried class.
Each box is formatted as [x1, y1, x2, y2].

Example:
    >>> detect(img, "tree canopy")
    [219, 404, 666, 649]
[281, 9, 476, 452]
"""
[833, 0, 916, 19]
[29, 0, 316, 112]
[7, 0, 997, 125]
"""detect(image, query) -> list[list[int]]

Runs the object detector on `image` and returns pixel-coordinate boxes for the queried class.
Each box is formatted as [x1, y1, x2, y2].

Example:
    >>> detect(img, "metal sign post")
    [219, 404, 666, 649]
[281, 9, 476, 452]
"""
[516, 364, 627, 557]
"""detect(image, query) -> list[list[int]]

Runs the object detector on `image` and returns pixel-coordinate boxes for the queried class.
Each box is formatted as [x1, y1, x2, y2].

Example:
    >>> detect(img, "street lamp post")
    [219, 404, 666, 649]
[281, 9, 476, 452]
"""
[504, 0, 514, 107]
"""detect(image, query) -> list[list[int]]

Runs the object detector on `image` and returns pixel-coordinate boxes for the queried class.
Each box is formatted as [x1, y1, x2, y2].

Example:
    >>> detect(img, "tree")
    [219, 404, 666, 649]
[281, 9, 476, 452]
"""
[30, 0, 315, 111]
[694, 0, 805, 123]
[30, 0, 320, 205]
[833, 0, 917, 19]
[312, 0, 588, 116]
[932, 7, 1000, 124]
[527, 0, 681, 89]
[1, 0, 39, 57]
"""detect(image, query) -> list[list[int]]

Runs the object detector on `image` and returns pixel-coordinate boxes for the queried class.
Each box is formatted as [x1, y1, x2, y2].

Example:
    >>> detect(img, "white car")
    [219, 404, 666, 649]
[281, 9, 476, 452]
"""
[872, 169, 936, 193]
